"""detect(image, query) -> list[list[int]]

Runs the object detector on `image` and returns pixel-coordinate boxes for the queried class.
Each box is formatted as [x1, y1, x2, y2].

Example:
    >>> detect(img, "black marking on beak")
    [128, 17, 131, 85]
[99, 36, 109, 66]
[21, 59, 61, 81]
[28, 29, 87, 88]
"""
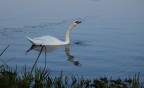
[75, 21, 82, 24]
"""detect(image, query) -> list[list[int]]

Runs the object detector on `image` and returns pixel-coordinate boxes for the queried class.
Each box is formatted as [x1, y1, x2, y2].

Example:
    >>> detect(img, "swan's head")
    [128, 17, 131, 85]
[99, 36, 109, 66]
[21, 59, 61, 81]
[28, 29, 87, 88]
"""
[73, 20, 82, 26]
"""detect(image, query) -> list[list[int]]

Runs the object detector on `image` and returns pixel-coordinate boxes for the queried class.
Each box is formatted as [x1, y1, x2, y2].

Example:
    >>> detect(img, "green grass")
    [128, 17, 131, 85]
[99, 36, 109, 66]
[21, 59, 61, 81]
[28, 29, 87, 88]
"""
[0, 45, 144, 88]
[0, 65, 143, 88]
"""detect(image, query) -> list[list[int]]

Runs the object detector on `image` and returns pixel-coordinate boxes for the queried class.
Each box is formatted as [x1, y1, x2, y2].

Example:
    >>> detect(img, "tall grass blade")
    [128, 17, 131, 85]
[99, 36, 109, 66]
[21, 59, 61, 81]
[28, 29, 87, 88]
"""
[0, 45, 10, 56]
[44, 46, 46, 68]
[132, 73, 140, 88]
[30, 46, 44, 74]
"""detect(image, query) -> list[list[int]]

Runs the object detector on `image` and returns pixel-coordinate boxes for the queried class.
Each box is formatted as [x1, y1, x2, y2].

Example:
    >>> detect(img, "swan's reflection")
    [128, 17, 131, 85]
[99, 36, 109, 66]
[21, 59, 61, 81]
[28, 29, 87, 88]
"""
[26, 44, 81, 66]
[26, 45, 61, 53]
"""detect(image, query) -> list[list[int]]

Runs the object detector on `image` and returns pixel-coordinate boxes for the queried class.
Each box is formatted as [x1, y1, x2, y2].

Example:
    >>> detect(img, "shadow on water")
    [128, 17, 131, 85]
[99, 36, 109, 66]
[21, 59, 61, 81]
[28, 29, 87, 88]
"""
[26, 44, 81, 73]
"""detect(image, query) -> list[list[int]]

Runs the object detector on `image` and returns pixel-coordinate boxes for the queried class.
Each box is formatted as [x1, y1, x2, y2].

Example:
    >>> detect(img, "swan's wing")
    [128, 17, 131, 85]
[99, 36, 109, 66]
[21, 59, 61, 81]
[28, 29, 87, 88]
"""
[25, 36, 44, 45]
[34, 35, 64, 45]
[26, 35, 65, 45]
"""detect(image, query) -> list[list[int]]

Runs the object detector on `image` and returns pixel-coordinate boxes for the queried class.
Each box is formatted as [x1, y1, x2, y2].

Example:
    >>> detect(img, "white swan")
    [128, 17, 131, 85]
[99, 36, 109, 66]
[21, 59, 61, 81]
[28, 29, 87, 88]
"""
[25, 20, 81, 45]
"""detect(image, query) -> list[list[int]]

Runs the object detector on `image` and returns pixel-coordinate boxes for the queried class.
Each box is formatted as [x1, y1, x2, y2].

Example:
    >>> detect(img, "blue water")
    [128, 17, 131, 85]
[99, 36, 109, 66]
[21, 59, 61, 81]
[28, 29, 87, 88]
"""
[0, 0, 144, 81]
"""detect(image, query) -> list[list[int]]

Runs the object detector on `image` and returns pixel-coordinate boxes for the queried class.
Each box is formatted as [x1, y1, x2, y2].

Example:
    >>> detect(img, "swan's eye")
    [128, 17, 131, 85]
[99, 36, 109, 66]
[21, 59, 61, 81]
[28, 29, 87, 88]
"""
[75, 21, 82, 24]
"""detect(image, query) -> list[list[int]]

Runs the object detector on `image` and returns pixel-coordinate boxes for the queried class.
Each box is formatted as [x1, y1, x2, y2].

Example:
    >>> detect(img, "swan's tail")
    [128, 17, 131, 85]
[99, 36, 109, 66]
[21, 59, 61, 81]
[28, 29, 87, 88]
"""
[25, 36, 34, 44]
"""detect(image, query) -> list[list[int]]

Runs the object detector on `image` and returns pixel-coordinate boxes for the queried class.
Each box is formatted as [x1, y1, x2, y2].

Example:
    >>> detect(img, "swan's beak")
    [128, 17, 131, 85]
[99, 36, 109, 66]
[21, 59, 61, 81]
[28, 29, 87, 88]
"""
[75, 21, 82, 24]
[78, 21, 82, 24]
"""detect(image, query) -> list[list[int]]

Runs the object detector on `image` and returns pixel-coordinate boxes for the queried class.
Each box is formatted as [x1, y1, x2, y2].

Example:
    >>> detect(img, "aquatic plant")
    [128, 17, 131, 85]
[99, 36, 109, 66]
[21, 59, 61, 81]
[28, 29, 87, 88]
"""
[0, 65, 143, 88]
[0, 45, 144, 88]
[0, 45, 10, 57]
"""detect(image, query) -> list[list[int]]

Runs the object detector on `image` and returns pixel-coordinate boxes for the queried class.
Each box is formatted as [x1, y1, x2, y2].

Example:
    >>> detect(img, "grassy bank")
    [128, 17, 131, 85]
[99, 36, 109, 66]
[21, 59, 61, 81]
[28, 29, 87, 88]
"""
[0, 65, 143, 88]
[0, 45, 144, 88]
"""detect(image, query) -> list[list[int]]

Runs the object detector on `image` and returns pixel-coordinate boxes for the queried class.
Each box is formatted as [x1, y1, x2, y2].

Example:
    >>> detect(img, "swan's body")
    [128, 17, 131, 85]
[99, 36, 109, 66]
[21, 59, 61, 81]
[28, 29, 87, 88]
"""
[26, 21, 81, 45]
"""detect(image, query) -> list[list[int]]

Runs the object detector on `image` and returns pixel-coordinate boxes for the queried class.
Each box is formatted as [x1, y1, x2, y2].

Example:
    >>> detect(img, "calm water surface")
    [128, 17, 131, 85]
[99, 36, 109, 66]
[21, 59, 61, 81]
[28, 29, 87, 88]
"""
[0, 0, 144, 80]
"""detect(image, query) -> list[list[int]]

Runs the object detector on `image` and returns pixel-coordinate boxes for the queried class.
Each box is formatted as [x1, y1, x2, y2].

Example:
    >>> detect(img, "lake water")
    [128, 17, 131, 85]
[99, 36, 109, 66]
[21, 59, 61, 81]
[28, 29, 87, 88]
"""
[0, 0, 144, 81]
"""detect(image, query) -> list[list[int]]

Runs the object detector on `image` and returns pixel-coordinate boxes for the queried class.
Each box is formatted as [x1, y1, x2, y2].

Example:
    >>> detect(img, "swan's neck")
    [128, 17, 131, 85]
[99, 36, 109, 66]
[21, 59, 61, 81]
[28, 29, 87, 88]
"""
[65, 24, 76, 44]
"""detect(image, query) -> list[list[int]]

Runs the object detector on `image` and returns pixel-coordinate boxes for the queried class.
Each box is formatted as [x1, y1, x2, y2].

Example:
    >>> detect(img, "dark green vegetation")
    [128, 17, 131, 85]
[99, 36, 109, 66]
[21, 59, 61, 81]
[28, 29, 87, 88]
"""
[0, 45, 144, 88]
[0, 65, 143, 88]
